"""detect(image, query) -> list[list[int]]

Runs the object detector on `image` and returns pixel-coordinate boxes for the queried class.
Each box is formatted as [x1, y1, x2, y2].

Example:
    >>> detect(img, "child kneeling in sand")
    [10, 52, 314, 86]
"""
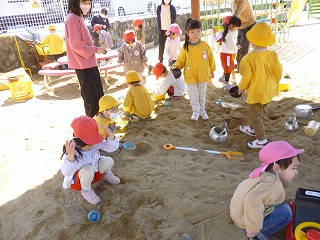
[152, 62, 186, 99]
[230, 141, 303, 240]
[60, 116, 120, 205]
[122, 70, 155, 122]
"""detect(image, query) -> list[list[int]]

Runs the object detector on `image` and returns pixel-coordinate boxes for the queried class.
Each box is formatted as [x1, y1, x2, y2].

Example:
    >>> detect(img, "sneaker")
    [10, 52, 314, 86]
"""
[148, 65, 153, 75]
[239, 126, 256, 136]
[247, 139, 269, 149]
[103, 171, 120, 185]
[191, 113, 199, 121]
[218, 77, 227, 84]
[81, 189, 101, 205]
[223, 83, 234, 90]
[200, 111, 209, 120]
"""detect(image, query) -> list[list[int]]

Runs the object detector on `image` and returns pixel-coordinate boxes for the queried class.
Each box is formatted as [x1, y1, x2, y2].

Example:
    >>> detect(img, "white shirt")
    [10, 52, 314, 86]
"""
[221, 30, 238, 54]
[165, 36, 181, 61]
[154, 71, 186, 97]
[160, 5, 171, 30]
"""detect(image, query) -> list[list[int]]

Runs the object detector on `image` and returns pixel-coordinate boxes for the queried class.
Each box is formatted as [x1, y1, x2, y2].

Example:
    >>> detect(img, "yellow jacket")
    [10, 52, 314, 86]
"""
[123, 85, 155, 119]
[173, 41, 216, 84]
[238, 50, 282, 105]
[93, 115, 115, 139]
[41, 33, 64, 55]
[230, 172, 285, 233]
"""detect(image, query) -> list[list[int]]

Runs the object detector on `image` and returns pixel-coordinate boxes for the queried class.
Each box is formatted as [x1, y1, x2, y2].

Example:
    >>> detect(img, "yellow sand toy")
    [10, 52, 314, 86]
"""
[295, 222, 320, 240]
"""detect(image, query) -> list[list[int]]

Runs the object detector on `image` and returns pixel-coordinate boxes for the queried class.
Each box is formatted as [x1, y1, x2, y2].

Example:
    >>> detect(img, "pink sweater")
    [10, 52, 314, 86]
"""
[65, 13, 97, 69]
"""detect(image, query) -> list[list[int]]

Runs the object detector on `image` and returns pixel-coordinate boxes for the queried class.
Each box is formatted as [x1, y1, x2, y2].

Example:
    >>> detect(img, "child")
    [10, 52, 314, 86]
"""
[117, 30, 152, 85]
[93, 24, 114, 51]
[230, 141, 304, 240]
[164, 23, 182, 67]
[172, 18, 216, 121]
[93, 94, 121, 139]
[237, 23, 282, 148]
[41, 25, 67, 70]
[65, 0, 106, 117]
[60, 116, 120, 205]
[132, 19, 145, 46]
[216, 16, 241, 90]
[152, 62, 186, 99]
[91, 8, 111, 47]
[122, 70, 155, 122]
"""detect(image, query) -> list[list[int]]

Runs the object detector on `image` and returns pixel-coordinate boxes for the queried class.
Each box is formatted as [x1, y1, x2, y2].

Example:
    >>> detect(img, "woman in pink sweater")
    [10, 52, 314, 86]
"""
[65, 0, 106, 117]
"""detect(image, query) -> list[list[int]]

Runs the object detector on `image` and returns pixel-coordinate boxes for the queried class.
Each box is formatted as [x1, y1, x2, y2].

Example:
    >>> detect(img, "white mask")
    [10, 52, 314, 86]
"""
[164, 0, 171, 5]
[80, 4, 91, 15]
[108, 112, 118, 119]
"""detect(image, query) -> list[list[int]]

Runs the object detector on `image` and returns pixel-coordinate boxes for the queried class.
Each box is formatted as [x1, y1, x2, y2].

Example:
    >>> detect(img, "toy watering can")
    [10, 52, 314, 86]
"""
[209, 122, 228, 143]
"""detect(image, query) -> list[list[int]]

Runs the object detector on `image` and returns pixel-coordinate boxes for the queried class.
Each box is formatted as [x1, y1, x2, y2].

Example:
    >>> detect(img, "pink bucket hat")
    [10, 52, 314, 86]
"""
[71, 116, 103, 145]
[165, 23, 182, 36]
[249, 141, 304, 179]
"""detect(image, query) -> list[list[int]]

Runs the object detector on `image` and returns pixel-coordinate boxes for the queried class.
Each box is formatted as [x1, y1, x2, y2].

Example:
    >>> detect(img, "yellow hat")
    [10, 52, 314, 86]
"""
[98, 95, 121, 113]
[48, 25, 56, 31]
[246, 23, 275, 47]
[125, 70, 141, 83]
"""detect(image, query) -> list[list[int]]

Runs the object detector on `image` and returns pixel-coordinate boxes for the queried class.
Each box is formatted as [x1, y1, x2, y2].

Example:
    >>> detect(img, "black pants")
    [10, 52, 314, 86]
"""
[53, 53, 68, 70]
[236, 23, 256, 66]
[158, 30, 167, 62]
[75, 67, 104, 117]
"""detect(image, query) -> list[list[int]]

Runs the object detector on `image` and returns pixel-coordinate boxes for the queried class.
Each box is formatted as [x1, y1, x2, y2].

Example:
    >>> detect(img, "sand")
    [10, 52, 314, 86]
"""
[0, 15, 319, 240]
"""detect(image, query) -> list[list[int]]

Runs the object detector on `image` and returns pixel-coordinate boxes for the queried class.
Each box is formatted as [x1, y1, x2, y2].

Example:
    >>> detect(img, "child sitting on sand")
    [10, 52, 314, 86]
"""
[237, 23, 282, 148]
[230, 141, 303, 240]
[122, 70, 155, 122]
[152, 62, 186, 99]
[93, 95, 121, 138]
[60, 116, 120, 205]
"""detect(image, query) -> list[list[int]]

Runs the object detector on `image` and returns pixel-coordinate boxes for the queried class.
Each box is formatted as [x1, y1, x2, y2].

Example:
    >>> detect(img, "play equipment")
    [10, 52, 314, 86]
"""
[163, 144, 198, 152]
[204, 149, 244, 161]
[119, 141, 136, 150]
[88, 210, 100, 223]
[286, 188, 320, 240]
[209, 122, 228, 143]
[287, 0, 308, 25]
[284, 115, 299, 132]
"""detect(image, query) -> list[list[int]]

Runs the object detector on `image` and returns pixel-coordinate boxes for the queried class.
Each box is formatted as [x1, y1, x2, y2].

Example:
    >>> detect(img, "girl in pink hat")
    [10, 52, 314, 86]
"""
[230, 141, 304, 240]
[164, 23, 182, 67]
[60, 116, 120, 205]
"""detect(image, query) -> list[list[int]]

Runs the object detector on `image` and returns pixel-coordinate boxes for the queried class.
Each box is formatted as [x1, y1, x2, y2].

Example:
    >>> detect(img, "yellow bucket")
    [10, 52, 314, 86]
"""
[154, 93, 166, 101]
[279, 82, 290, 91]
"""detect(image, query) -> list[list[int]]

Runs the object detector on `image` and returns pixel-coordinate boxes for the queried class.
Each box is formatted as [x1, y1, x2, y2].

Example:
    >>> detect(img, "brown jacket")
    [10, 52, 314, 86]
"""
[232, 0, 256, 29]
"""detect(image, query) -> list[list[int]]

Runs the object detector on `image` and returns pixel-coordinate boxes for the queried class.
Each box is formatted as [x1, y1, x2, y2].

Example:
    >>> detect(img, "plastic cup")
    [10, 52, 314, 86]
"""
[88, 210, 100, 223]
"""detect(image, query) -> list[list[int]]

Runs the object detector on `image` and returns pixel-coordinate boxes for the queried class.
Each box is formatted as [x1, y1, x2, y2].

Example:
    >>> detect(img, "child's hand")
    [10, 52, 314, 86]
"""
[238, 89, 245, 96]
[237, 44, 242, 49]
[101, 124, 115, 140]
[96, 47, 106, 54]
[210, 72, 215, 78]
[65, 140, 75, 162]
[246, 230, 258, 238]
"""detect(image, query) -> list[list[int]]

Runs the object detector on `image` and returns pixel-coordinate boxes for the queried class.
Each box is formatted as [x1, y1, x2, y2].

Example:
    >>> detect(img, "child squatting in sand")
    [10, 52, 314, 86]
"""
[60, 116, 120, 205]
[230, 141, 303, 240]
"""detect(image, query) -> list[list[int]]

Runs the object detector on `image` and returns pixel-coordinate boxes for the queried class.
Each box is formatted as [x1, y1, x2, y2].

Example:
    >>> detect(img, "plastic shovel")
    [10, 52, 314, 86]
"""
[163, 143, 198, 152]
[120, 141, 136, 150]
[205, 149, 244, 161]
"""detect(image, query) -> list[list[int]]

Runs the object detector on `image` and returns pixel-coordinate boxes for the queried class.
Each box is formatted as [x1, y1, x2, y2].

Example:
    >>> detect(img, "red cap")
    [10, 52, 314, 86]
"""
[123, 30, 135, 42]
[71, 116, 103, 145]
[94, 24, 102, 32]
[223, 16, 232, 24]
[152, 62, 165, 80]
[132, 19, 143, 26]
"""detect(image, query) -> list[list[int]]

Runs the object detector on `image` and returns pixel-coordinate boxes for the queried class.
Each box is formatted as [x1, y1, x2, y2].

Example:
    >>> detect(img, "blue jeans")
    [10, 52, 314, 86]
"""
[253, 203, 292, 240]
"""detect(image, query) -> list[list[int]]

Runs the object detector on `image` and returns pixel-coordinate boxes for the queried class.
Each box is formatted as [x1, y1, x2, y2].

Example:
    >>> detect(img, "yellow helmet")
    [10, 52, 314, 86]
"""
[98, 95, 121, 113]
[48, 25, 56, 31]
[125, 70, 141, 83]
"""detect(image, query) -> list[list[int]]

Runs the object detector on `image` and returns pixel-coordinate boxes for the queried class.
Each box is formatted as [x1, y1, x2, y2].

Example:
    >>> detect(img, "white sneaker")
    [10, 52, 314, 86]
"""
[191, 113, 199, 121]
[239, 126, 256, 136]
[247, 139, 269, 149]
[103, 171, 120, 185]
[81, 189, 101, 205]
[200, 111, 209, 120]
[218, 77, 227, 84]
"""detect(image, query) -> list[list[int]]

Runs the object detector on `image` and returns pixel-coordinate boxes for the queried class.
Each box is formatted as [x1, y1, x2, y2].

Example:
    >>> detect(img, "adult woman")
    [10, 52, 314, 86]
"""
[156, 0, 176, 63]
[65, 0, 106, 117]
